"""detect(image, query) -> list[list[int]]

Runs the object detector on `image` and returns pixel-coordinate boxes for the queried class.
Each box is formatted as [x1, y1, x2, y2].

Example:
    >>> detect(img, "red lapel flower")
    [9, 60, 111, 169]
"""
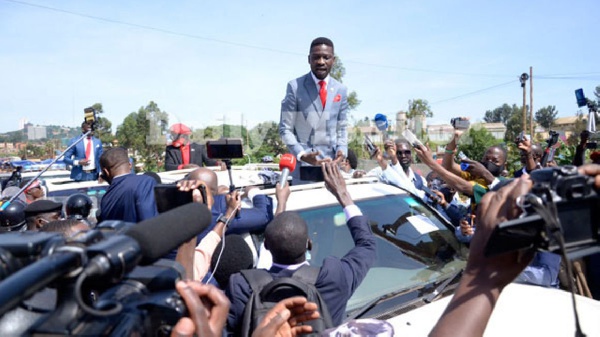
[333, 94, 341, 102]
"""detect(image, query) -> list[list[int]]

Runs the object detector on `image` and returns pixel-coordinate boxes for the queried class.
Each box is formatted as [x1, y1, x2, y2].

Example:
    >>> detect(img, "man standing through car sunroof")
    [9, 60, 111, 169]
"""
[279, 37, 349, 183]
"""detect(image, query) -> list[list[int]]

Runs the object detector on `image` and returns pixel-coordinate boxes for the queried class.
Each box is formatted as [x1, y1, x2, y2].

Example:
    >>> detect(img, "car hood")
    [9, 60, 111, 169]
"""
[387, 283, 600, 337]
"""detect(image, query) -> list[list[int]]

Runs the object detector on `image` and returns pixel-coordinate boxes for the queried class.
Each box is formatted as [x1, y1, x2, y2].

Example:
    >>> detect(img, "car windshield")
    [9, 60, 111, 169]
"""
[297, 193, 467, 313]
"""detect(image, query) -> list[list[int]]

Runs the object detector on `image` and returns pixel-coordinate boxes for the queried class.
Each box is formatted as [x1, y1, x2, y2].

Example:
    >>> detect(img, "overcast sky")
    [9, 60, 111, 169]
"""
[1, 0, 598, 134]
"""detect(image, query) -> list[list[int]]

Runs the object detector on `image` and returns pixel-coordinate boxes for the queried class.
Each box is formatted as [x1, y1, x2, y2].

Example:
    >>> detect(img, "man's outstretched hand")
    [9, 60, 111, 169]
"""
[301, 151, 331, 166]
[322, 161, 354, 208]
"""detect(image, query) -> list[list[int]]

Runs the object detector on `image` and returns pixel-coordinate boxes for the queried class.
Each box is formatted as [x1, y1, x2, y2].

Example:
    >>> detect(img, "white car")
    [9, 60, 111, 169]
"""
[253, 176, 600, 337]
[33, 166, 600, 336]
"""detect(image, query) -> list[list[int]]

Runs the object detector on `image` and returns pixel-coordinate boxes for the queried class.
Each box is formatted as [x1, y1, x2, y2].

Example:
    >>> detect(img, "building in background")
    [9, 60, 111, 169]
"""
[18, 118, 28, 130]
[27, 125, 47, 140]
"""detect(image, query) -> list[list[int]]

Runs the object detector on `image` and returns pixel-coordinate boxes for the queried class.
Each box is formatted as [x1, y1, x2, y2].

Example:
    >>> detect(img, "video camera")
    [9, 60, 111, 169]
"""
[450, 117, 470, 130]
[364, 135, 377, 159]
[0, 203, 211, 336]
[83, 107, 101, 131]
[485, 166, 599, 260]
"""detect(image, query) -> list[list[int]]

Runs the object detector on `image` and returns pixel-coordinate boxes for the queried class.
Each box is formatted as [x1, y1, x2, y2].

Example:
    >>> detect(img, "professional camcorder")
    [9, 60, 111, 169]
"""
[485, 166, 599, 260]
[0, 203, 211, 336]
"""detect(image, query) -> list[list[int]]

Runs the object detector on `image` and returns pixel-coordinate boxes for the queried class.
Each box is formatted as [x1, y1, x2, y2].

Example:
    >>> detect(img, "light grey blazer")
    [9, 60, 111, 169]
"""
[279, 72, 348, 166]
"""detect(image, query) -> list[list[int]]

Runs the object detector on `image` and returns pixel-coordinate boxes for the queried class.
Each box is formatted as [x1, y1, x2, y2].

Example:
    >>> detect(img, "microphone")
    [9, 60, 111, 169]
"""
[85, 202, 212, 279]
[0, 203, 212, 316]
[374, 113, 389, 141]
[279, 153, 297, 187]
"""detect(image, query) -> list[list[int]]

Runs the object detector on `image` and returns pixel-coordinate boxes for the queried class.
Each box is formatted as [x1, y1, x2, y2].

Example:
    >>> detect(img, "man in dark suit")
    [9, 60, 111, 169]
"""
[279, 37, 349, 183]
[98, 147, 158, 223]
[226, 163, 376, 335]
[64, 122, 103, 181]
[164, 123, 220, 171]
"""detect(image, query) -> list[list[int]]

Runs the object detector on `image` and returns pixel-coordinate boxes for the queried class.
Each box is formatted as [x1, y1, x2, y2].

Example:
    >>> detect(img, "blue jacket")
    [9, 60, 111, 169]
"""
[226, 215, 376, 335]
[99, 174, 158, 223]
[197, 194, 274, 241]
[63, 135, 103, 181]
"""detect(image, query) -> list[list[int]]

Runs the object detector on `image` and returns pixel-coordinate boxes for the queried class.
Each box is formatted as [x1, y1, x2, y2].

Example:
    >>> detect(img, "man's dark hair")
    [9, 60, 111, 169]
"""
[310, 37, 334, 53]
[264, 211, 308, 265]
[39, 218, 85, 237]
[346, 149, 358, 170]
[210, 234, 254, 288]
[143, 171, 162, 184]
[100, 147, 129, 171]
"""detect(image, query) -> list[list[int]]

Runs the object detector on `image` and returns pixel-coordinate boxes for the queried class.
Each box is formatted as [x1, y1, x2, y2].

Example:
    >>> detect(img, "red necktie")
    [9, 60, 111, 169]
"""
[85, 139, 92, 160]
[319, 80, 327, 108]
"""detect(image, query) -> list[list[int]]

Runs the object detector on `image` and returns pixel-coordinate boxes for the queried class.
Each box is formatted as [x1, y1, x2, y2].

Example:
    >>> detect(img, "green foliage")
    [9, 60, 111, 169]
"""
[330, 57, 360, 111]
[407, 99, 433, 118]
[458, 126, 497, 162]
[116, 101, 169, 171]
[246, 121, 287, 162]
[0, 130, 26, 143]
[483, 103, 531, 143]
[88, 103, 115, 145]
[534, 105, 558, 130]
[566, 111, 588, 146]
[553, 139, 576, 165]
[348, 126, 365, 160]
[484, 103, 514, 124]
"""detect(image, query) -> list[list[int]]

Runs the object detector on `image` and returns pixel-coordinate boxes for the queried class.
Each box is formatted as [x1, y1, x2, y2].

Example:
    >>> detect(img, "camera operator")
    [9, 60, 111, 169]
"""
[514, 134, 543, 178]
[573, 131, 600, 166]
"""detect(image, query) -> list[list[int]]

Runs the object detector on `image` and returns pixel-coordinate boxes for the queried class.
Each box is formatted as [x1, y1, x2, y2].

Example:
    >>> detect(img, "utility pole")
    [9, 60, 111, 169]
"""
[529, 67, 534, 138]
[520, 73, 530, 133]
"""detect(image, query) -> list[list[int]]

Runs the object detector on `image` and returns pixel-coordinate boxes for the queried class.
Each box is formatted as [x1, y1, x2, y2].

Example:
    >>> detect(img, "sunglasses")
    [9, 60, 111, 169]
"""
[396, 150, 412, 155]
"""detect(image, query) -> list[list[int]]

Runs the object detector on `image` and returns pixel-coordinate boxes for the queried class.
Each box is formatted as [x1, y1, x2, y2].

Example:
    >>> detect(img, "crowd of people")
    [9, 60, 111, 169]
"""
[0, 36, 599, 336]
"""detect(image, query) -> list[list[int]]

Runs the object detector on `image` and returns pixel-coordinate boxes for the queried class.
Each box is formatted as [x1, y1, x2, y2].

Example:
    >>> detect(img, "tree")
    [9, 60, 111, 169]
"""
[483, 103, 530, 142]
[534, 105, 558, 130]
[566, 111, 588, 146]
[483, 103, 514, 124]
[407, 99, 433, 118]
[248, 121, 287, 161]
[116, 101, 169, 171]
[330, 57, 361, 111]
[458, 126, 497, 162]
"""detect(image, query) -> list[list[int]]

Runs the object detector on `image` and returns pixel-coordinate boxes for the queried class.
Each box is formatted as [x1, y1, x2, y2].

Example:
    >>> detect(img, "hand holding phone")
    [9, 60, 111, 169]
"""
[154, 184, 195, 213]
[401, 129, 424, 148]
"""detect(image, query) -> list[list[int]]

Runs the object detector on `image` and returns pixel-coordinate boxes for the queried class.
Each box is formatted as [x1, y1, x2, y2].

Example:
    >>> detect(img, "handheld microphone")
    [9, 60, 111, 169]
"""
[374, 113, 389, 141]
[279, 154, 297, 187]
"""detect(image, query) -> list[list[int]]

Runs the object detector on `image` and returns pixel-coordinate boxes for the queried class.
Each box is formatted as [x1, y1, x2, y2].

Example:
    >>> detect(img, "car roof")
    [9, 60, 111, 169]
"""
[257, 176, 409, 211]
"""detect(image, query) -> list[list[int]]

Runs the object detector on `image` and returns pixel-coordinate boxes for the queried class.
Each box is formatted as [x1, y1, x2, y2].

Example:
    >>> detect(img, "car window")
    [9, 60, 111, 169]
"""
[297, 194, 467, 313]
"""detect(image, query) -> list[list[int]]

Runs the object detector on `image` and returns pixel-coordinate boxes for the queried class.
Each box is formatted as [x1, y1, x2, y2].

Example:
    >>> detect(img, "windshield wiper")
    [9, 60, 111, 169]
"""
[423, 269, 464, 303]
[346, 285, 420, 321]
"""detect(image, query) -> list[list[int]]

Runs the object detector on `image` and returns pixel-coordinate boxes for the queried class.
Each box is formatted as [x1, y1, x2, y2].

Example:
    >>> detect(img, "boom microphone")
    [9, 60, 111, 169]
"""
[279, 154, 297, 187]
[85, 202, 212, 279]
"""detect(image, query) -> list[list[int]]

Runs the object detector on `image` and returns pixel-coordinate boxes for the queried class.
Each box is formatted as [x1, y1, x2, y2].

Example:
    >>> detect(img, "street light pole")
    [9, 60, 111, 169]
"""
[529, 67, 534, 139]
[520, 73, 530, 133]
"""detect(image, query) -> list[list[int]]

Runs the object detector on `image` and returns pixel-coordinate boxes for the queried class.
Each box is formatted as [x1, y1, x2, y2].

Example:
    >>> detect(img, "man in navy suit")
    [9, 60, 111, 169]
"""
[64, 122, 103, 181]
[226, 162, 376, 335]
[98, 147, 158, 223]
[279, 37, 349, 183]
